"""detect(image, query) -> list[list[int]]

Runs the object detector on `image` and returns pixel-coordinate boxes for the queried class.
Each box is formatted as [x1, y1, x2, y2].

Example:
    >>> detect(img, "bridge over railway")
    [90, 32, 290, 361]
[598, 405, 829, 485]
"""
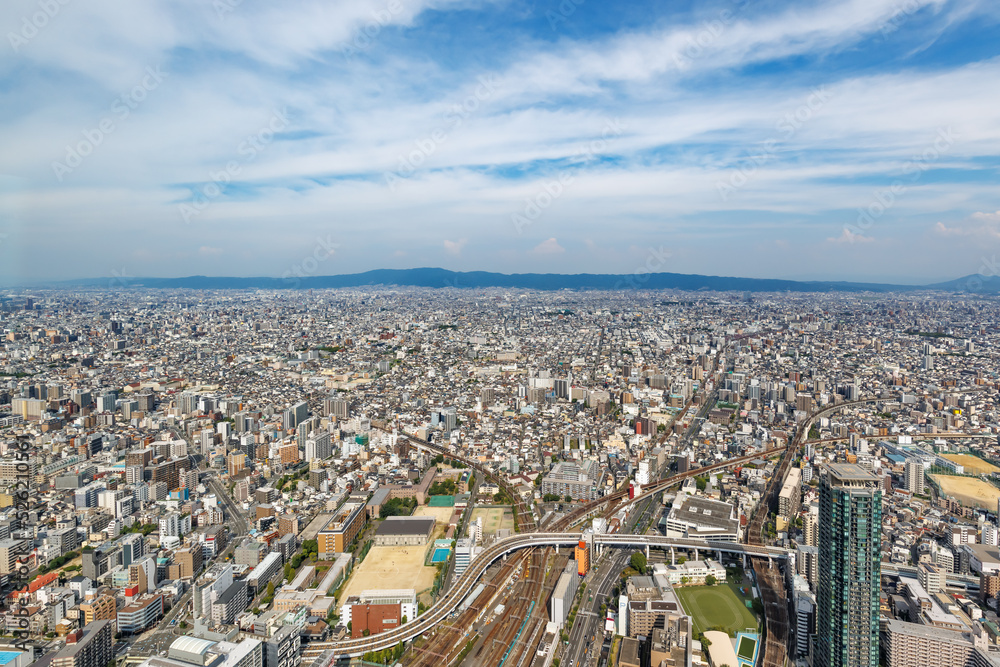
[302, 532, 789, 659]
[299, 427, 793, 663]
[324, 387, 994, 665]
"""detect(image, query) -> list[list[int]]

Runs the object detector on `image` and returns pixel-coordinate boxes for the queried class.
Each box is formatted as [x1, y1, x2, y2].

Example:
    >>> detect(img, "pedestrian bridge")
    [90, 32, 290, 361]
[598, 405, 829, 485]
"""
[303, 531, 790, 661]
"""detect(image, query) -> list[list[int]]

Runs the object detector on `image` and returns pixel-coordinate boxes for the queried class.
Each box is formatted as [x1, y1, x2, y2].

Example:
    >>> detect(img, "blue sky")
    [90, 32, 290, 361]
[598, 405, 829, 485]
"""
[1, 0, 999, 284]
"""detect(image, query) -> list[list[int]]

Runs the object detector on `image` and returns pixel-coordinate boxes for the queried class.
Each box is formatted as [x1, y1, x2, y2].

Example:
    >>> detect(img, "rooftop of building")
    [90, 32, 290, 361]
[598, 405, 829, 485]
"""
[826, 462, 880, 483]
[667, 493, 739, 531]
[374, 516, 435, 536]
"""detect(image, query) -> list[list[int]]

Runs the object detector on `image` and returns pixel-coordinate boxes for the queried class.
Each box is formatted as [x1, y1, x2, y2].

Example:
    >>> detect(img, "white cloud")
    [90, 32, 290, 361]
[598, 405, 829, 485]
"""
[934, 212, 1000, 238]
[531, 237, 565, 255]
[2, 0, 998, 281]
[443, 239, 467, 255]
[971, 210, 1000, 223]
[827, 228, 875, 244]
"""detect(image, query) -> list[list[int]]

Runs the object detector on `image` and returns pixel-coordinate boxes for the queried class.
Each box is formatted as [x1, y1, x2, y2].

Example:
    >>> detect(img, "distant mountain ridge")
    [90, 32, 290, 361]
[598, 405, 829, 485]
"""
[39, 268, 1000, 293]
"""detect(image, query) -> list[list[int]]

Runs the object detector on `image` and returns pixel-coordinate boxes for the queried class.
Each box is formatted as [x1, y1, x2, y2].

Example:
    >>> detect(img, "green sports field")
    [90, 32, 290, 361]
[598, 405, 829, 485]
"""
[674, 584, 759, 637]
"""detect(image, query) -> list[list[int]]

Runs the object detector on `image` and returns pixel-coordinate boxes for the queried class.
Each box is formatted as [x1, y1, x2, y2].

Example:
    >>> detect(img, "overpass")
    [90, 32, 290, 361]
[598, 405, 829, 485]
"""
[347, 387, 994, 665]
[308, 428, 792, 661]
[302, 532, 789, 660]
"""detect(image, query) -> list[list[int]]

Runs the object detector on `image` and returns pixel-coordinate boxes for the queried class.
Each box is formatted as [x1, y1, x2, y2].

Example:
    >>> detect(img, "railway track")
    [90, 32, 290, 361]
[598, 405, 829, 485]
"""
[742, 389, 989, 667]
[404, 555, 526, 667]
[399, 449, 542, 667]
[353, 386, 994, 667]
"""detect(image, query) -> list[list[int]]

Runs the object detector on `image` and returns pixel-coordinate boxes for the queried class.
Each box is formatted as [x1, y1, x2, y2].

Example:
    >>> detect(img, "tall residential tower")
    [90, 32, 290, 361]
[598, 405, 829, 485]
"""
[816, 464, 881, 667]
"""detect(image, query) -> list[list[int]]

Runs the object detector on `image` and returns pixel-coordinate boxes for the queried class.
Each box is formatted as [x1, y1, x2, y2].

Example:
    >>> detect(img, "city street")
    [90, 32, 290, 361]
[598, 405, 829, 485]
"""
[564, 549, 629, 667]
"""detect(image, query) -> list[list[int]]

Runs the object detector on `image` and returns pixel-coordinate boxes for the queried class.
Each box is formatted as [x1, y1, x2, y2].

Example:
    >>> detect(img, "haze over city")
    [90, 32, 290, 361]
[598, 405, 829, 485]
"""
[4, 4, 1000, 667]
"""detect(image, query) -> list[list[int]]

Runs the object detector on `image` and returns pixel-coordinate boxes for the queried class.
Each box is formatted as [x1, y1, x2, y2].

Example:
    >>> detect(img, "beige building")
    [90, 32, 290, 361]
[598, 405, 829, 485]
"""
[880, 618, 994, 667]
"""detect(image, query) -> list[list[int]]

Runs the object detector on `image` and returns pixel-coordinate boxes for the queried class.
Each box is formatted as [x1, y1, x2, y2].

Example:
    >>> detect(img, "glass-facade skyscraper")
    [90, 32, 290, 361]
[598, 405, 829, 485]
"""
[816, 463, 881, 667]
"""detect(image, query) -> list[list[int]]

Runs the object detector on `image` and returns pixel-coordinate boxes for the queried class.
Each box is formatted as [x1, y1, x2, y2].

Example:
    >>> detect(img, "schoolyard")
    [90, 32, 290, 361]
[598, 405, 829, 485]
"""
[337, 545, 437, 603]
[940, 454, 1000, 475]
[674, 583, 758, 638]
[470, 506, 514, 536]
[931, 474, 1000, 510]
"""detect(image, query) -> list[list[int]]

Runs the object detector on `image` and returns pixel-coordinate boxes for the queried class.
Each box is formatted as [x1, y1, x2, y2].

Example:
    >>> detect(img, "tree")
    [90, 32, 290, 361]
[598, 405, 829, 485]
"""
[564, 495, 573, 503]
[681, 576, 690, 585]
[266, 581, 275, 598]
[543, 493, 560, 502]
[630, 551, 647, 575]
[705, 575, 717, 586]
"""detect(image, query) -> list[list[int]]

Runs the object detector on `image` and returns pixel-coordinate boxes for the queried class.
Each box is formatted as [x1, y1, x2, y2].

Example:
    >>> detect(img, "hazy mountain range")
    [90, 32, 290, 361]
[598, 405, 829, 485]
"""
[24, 268, 1000, 294]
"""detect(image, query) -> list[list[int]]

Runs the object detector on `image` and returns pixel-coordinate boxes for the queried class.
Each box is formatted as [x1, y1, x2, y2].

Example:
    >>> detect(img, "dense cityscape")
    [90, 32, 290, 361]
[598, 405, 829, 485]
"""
[5, 1, 999, 666]
[0, 287, 998, 667]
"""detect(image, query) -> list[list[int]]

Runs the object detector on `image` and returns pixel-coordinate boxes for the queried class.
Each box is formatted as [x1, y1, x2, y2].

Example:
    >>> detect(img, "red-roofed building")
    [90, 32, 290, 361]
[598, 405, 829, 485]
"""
[9, 571, 59, 600]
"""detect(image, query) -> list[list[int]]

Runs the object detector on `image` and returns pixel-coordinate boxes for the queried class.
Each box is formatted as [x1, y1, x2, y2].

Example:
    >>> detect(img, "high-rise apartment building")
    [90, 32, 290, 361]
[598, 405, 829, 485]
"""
[51, 620, 113, 667]
[904, 459, 924, 495]
[816, 464, 881, 667]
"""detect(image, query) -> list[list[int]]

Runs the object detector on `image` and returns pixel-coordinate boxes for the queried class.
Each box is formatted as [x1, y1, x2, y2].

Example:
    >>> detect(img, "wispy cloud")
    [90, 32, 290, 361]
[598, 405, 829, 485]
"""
[1, 0, 998, 281]
[828, 228, 875, 245]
